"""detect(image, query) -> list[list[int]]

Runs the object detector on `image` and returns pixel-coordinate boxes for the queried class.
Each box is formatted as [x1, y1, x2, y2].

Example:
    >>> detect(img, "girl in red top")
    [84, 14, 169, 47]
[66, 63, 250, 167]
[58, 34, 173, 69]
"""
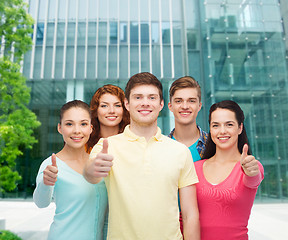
[195, 100, 264, 240]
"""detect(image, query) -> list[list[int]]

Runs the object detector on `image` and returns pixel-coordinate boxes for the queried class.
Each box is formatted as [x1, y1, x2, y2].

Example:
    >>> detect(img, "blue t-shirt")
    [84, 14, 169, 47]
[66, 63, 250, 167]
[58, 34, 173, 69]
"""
[171, 136, 201, 162]
[188, 139, 201, 162]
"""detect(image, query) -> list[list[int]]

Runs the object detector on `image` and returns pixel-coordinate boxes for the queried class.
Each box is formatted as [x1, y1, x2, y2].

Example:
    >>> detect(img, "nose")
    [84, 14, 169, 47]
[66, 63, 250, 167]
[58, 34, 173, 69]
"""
[219, 125, 226, 133]
[73, 124, 81, 133]
[141, 97, 150, 106]
[181, 101, 188, 109]
[108, 105, 115, 113]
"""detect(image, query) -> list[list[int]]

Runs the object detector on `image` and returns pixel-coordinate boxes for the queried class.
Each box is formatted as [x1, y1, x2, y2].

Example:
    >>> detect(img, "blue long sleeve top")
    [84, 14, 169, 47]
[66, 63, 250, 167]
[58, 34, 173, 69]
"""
[33, 156, 108, 240]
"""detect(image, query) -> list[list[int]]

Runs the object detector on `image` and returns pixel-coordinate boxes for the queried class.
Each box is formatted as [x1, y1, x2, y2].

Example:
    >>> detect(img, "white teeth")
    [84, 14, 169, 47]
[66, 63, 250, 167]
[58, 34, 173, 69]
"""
[219, 137, 229, 140]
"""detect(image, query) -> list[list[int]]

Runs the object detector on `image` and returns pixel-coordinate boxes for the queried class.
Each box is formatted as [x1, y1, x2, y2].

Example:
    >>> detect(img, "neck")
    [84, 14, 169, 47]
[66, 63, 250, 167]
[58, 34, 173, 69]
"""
[58, 145, 89, 162]
[100, 124, 120, 138]
[129, 121, 158, 141]
[173, 122, 199, 146]
[213, 145, 241, 163]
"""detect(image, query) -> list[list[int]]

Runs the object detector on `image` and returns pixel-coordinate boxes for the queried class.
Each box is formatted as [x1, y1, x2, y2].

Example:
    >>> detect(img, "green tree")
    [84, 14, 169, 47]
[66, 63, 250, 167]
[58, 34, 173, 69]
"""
[0, 0, 40, 193]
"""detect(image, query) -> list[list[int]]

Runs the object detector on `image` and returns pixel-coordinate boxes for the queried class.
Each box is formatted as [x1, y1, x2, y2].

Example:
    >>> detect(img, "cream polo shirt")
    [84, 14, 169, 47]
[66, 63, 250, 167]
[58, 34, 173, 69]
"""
[90, 125, 198, 240]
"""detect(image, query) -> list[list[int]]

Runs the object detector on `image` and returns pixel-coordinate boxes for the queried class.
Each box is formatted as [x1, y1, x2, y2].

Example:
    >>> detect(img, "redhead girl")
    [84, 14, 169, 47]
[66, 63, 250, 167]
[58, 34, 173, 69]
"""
[86, 84, 129, 153]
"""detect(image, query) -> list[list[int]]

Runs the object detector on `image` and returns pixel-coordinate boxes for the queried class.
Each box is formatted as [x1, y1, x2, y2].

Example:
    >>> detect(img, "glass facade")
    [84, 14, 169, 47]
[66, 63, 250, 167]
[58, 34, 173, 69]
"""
[4, 0, 288, 201]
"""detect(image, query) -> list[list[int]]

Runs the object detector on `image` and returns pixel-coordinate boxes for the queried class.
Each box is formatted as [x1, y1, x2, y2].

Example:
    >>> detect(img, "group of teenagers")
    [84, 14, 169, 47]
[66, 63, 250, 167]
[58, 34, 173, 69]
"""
[33, 72, 264, 240]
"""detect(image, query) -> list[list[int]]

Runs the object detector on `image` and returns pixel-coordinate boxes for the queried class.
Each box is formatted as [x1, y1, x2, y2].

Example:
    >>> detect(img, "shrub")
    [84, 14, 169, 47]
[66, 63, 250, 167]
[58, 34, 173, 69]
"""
[0, 230, 22, 240]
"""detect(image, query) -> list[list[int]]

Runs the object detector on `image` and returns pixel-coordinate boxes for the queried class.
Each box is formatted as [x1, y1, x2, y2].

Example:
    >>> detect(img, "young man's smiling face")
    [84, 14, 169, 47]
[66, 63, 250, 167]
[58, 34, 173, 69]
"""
[168, 87, 202, 126]
[124, 84, 164, 127]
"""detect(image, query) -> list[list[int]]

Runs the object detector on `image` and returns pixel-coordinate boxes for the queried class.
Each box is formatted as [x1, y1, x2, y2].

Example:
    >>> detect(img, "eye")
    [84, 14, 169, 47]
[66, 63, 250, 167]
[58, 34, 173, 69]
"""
[65, 123, 72, 126]
[211, 124, 218, 128]
[100, 104, 108, 108]
[115, 104, 122, 108]
[175, 100, 182, 103]
[189, 99, 196, 103]
[81, 123, 88, 126]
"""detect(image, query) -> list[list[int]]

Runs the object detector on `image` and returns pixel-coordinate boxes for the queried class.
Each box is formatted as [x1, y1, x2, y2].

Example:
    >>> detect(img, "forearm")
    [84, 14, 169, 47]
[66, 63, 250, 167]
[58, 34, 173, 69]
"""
[180, 184, 200, 240]
[33, 180, 54, 208]
[183, 214, 200, 240]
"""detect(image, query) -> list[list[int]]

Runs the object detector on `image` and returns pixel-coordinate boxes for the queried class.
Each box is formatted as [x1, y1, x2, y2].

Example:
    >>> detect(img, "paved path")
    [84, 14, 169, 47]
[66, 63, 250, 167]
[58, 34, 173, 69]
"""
[1, 199, 288, 240]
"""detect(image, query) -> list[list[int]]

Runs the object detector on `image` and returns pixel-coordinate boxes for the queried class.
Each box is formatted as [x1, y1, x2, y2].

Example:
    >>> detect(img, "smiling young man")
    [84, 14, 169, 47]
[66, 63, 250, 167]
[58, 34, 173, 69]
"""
[168, 76, 208, 162]
[83, 72, 200, 240]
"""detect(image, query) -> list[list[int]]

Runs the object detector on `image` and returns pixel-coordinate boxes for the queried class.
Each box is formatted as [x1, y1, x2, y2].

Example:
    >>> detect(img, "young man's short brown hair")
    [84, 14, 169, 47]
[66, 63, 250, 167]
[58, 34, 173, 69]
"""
[169, 76, 201, 102]
[125, 72, 163, 101]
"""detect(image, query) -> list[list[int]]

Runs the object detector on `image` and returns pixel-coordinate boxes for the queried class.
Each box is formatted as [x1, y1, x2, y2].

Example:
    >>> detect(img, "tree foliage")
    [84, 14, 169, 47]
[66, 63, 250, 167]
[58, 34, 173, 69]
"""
[0, 0, 40, 192]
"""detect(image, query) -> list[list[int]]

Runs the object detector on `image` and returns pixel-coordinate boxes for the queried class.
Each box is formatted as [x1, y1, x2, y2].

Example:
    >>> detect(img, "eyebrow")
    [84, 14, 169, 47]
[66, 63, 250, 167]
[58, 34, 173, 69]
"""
[100, 101, 121, 104]
[64, 119, 90, 122]
[211, 120, 236, 124]
[132, 93, 159, 97]
[173, 97, 197, 100]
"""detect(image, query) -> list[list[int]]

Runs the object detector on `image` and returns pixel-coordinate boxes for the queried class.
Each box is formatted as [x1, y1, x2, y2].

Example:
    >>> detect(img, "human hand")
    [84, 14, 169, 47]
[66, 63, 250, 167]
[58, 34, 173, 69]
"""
[89, 138, 113, 178]
[240, 144, 260, 177]
[43, 153, 58, 186]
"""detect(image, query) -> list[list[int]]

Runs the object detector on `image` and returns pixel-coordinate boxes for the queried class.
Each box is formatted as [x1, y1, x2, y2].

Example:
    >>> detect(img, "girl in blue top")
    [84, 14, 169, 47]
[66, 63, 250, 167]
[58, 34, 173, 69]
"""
[33, 100, 108, 240]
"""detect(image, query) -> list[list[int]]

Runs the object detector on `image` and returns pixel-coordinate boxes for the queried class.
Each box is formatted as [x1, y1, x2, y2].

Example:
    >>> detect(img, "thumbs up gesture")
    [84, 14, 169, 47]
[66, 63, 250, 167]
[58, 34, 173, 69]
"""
[43, 153, 58, 186]
[89, 138, 114, 178]
[240, 144, 260, 177]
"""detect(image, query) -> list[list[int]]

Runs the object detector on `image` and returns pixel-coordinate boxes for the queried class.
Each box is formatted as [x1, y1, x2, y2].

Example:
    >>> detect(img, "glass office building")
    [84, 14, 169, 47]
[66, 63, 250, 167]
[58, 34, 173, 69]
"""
[6, 0, 288, 201]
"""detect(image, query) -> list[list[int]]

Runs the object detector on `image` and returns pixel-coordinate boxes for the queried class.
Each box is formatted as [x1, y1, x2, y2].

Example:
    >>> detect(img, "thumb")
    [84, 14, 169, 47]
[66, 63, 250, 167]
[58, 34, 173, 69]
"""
[51, 153, 57, 167]
[101, 138, 108, 154]
[241, 144, 248, 163]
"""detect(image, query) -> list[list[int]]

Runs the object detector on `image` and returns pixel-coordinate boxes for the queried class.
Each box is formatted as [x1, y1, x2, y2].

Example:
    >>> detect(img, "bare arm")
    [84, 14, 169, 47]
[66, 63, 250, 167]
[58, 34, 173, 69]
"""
[179, 184, 200, 240]
[83, 138, 113, 184]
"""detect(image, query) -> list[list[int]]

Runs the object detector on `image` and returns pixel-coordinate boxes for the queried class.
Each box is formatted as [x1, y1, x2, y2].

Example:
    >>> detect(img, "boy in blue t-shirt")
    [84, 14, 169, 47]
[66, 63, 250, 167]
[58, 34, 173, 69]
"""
[168, 76, 208, 162]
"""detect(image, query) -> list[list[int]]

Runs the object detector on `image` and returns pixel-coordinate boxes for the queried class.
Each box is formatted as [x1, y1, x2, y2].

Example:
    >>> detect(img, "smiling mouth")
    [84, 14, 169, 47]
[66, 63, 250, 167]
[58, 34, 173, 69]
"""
[71, 137, 83, 141]
[218, 137, 229, 140]
[106, 116, 117, 120]
[180, 112, 191, 115]
[139, 110, 151, 114]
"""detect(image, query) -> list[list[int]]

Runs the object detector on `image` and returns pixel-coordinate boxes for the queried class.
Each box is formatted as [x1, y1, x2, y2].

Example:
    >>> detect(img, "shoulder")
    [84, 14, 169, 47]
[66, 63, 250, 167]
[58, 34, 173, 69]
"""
[195, 159, 205, 165]
[194, 159, 205, 170]
[39, 156, 53, 168]
[161, 135, 187, 149]
[106, 132, 126, 146]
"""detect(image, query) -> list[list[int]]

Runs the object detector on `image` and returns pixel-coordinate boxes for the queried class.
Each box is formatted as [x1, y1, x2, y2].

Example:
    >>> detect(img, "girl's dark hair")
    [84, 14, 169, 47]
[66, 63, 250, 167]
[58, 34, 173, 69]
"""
[60, 100, 91, 122]
[85, 84, 130, 153]
[202, 100, 251, 159]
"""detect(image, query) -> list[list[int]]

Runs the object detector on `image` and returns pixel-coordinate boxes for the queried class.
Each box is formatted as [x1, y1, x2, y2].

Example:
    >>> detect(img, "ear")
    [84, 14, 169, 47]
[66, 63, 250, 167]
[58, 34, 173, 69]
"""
[57, 123, 62, 134]
[90, 124, 93, 134]
[168, 102, 172, 112]
[159, 99, 164, 111]
[197, 102, 202, 113]
[238, 123, 243, 135]
[124, 98, 130, 112]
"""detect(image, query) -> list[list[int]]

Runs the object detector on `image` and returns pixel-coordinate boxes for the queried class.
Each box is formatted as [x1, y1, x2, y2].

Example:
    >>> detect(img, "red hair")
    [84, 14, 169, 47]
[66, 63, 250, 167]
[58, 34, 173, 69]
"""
[85, 84, 130, 153]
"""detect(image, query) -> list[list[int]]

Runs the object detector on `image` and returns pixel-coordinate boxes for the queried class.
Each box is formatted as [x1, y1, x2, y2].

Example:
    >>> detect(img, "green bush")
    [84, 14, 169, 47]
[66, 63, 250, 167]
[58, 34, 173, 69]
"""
[0, 230, 22, 240]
